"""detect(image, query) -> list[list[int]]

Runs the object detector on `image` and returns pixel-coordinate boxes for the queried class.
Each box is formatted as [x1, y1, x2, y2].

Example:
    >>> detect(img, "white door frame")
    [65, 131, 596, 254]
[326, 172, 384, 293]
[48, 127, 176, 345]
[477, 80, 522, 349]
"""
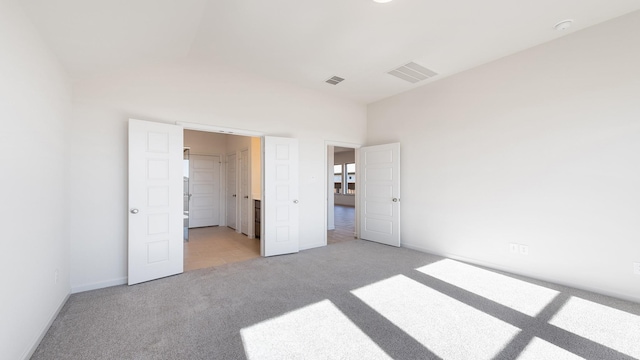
[324, 140, 362, 246]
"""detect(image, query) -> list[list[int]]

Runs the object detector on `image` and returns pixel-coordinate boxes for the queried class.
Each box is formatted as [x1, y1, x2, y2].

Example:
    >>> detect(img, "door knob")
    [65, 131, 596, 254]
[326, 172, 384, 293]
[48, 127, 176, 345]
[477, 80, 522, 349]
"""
[244, 196, 249, 199]
[130, 208, 139, 214]
[392, 198, 399, 202]
[293, 200, 299, 204]
[233, 194, 237, 197]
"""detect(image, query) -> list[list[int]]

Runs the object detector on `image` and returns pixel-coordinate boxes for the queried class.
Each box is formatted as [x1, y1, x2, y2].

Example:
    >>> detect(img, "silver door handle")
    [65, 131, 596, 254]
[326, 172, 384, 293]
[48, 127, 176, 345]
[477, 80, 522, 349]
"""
[130, 208, 139, 214]
[293, 200, 299, 204]
[392, 198, 399, 202]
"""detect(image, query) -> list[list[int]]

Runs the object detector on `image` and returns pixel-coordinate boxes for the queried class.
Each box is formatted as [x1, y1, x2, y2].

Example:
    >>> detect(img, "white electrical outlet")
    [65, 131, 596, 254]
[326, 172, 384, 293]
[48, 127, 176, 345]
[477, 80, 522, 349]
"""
[509, 243, 518, 254]
[519, 245, 529, 255]
[633, 262, 640, 275]
[54, 269, 59, 284]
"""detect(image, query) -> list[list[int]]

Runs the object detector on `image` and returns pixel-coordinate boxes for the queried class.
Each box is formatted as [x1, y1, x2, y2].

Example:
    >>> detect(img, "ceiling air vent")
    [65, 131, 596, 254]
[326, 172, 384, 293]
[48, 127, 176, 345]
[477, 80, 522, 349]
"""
[387, 62, 437, 84]
[325, 76, 345, 85]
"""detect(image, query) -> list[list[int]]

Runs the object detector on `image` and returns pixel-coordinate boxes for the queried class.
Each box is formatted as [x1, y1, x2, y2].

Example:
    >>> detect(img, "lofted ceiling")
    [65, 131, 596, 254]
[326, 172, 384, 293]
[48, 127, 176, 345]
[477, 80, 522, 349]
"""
[20, 0, 640, 104]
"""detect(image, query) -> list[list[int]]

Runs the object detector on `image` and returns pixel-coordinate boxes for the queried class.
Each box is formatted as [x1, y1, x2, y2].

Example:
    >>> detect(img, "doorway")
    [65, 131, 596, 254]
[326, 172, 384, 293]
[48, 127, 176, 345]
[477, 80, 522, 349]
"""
[327, 144, 359, 245]
[183, 129, 262, 271]
[129, 119, 301, 284]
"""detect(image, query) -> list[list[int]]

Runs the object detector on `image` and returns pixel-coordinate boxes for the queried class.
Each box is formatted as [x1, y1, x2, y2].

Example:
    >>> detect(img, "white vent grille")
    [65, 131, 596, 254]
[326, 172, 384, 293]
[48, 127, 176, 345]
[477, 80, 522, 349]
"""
[325, 76, 345, 85]
[387, 62, 437, 83]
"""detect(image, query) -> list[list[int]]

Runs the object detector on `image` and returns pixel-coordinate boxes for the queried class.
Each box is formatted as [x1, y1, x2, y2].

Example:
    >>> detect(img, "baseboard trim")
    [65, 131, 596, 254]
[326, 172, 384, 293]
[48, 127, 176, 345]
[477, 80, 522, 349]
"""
[71, 277, 127, 294]
[401, 242, 640, 304]
[22, 291, 70, 360]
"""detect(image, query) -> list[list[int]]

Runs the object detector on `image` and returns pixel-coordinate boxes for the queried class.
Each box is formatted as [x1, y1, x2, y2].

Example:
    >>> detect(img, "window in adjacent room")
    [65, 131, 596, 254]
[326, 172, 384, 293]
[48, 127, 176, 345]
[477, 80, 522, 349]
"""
[346, 163, 356, 195]
[334, 164, 343, 194]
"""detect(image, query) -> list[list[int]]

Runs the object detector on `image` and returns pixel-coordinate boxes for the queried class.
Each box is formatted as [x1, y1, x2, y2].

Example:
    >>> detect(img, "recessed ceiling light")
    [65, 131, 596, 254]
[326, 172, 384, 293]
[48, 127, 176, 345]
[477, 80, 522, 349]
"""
[373, 0, 393, 3]
[554, 19, 574, 31]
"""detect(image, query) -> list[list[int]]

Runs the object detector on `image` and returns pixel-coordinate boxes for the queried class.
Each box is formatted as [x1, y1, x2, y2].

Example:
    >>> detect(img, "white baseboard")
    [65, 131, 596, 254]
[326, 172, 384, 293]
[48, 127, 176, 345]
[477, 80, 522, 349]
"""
[71, 277, 127, 294]
[22, 292, 70, 360]
[401, 242, 640, 304]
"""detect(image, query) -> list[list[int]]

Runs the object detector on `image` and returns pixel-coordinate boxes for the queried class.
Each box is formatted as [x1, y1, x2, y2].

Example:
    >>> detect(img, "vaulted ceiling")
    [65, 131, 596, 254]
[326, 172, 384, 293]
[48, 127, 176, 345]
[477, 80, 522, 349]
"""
[20, 0, 640, 104]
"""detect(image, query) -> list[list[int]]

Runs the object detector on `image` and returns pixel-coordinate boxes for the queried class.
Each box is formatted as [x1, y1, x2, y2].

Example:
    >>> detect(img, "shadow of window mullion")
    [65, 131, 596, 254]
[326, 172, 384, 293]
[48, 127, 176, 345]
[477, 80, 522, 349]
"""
[405, 272, 637, 360]
[331, 293, 444, 360]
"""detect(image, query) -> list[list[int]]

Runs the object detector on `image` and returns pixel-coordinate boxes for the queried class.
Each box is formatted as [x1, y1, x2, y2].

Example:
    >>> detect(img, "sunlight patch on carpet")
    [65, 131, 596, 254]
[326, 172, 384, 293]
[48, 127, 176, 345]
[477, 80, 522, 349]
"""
[549, 296, 640, 358]
[352, 274, 520, 360]
[416, 259, 559, 316]
[517, 337, 585, 360]
[240, 299, 392, 360]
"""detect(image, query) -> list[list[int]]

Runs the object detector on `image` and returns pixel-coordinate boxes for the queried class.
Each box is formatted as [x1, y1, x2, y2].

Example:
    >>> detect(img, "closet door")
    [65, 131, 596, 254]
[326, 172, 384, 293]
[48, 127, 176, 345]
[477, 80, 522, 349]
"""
[240, 149, 250, 235]
[226, 153, 237, 230]
[188, 155, 221, 228]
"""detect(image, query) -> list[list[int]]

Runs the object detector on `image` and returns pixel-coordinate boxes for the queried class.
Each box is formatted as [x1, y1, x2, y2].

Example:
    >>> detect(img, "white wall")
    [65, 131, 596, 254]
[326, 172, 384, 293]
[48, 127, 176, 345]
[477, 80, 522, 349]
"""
[368, 11, 640, 302]
[184, 129, 227, 155]
[69, 60, 366, 291]
[0, 1, 71, 358]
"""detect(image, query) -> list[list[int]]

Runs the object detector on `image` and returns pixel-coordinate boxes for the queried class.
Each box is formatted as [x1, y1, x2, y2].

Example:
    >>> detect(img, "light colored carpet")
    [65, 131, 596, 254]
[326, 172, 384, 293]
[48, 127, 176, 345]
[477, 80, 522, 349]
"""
[32, 240, 640, 360]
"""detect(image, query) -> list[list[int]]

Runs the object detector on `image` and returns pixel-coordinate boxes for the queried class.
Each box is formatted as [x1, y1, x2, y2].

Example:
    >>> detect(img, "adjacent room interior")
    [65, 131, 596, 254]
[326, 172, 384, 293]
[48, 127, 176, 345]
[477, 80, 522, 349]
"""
[328, 146, 357, 245]
[182, 130, 262, 272]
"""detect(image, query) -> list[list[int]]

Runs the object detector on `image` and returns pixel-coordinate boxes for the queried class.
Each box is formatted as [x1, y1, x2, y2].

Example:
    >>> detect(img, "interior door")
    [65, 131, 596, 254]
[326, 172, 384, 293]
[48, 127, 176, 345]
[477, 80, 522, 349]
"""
[240, 149, 250, 235]
[263, 136, 299, 256]
[226, 153, 237, 230]
[188, 154, 221, 228]
[359, 143, 401, 247]
[128, 119, 183, 285]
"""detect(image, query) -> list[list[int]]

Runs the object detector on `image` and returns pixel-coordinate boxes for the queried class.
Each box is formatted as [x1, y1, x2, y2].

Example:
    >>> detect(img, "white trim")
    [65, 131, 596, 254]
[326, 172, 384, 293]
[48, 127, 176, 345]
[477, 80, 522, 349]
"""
[401, 242, 640, 304]
[22, 292, 70, 360]
[71, 277, 128, 294]
[177, 121, 265, 137]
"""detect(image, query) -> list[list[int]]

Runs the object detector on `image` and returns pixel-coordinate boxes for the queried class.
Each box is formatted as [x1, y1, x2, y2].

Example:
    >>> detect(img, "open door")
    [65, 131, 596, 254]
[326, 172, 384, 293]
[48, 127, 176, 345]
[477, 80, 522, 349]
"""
[128, 119, 184, 285]
[359, 143, 401, 247]
[263, 136, 299, 256]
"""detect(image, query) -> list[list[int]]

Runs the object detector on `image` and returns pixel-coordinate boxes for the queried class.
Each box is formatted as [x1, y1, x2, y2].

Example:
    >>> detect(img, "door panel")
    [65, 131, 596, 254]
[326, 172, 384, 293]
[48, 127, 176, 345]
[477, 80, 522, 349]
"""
[188, 155, 221, 228]
[226, 153, 237, 230]
[128, 119, 183, 285]
[263, 136, 299, 256]
[359, 143, 401, 247]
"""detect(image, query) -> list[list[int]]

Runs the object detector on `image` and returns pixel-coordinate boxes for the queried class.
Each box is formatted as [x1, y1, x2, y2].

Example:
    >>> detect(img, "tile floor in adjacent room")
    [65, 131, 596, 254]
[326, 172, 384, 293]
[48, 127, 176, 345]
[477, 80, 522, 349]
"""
[184, 226, 260, 272]
[185, 205, 355, 272]
[328, 205, 356, 244]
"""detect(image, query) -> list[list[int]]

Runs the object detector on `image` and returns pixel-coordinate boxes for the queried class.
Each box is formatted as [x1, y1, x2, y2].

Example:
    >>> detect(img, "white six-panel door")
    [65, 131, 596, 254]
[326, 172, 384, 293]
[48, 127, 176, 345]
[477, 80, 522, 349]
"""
[128, 119, 184, 285]
[188, 154, 221, 228]
[263, 136, 299, 256]
[359, 143, 401, 247]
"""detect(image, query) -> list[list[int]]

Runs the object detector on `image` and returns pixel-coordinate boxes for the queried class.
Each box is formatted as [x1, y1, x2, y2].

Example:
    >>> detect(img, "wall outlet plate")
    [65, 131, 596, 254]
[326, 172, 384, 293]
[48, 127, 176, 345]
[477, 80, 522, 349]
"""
[519, 244, 529, 255]
[633, 262, 640, 275]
